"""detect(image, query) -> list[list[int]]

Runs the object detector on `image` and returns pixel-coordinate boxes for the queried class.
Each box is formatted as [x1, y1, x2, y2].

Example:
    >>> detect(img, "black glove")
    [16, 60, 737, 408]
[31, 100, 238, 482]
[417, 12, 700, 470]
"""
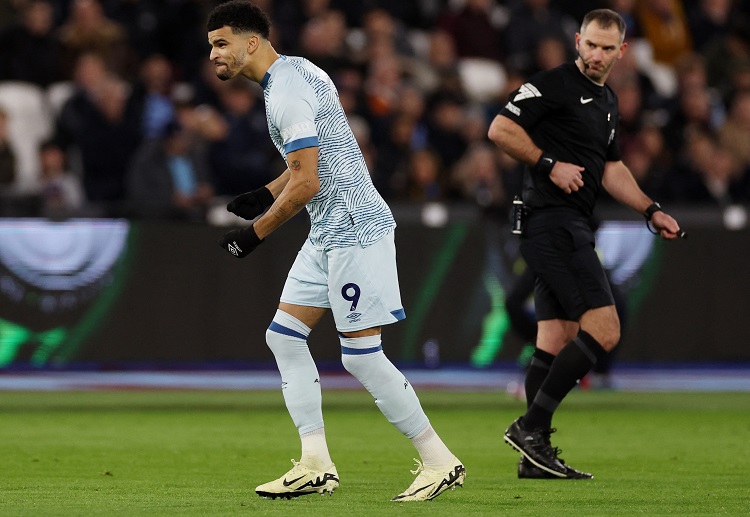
[226, 187, 274, 220]
[219, 225, 263, 258]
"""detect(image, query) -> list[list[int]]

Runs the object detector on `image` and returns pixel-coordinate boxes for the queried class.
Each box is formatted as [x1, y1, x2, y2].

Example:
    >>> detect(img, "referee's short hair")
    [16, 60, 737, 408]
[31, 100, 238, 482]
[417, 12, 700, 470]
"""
[581, 9, 626, 42]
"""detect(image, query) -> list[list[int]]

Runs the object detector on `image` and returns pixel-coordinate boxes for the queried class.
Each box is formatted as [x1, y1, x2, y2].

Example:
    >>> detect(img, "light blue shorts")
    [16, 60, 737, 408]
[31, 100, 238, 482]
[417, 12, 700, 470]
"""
[280, 231, 406, 332]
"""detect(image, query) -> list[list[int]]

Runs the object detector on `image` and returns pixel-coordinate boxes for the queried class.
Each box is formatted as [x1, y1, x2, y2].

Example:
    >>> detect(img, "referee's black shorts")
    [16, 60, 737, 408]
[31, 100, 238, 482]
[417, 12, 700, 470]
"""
[520, 207, 615, 321]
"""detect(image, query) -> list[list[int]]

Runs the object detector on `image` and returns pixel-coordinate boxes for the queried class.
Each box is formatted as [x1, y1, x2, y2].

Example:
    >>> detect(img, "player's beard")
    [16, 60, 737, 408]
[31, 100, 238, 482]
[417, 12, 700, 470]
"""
[215, 60, 235, 81]
[215, 50, 246, 81]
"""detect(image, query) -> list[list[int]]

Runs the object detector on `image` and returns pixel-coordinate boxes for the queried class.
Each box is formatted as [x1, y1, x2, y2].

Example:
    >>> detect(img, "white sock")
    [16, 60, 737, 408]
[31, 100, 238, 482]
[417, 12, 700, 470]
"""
[300, 427, 333, 470]
[340, 335, 429, 438]
[266, 310, 331, 467]
[410, 424, 456, 469]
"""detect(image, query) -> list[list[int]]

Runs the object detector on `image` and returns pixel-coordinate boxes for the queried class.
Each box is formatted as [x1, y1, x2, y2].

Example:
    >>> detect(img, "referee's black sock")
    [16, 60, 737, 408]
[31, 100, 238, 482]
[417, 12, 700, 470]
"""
[524, 348, 556, 409]
[523, 330, 607, 430]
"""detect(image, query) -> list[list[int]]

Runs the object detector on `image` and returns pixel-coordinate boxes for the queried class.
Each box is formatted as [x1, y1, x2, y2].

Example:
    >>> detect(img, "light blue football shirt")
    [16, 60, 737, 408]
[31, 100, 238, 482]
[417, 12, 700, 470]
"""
[261, 55, 396, 250]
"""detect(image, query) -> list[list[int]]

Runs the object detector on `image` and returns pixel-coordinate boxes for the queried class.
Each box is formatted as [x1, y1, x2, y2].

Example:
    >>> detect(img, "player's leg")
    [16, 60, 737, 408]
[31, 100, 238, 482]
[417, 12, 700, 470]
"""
[256, 244, 339, 498]
[329, 232, 465, 501]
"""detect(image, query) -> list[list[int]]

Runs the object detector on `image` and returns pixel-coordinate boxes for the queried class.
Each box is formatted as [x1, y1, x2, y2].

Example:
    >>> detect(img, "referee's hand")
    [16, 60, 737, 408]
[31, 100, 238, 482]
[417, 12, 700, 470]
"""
[651, 212, 682, 240]
[549, 162, 585, 194]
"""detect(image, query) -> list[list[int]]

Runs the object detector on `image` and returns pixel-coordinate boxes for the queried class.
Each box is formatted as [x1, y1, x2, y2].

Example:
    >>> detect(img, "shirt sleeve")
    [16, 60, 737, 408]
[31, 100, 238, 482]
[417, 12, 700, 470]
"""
[267, 69, 319, 154]
[498, 69, 562, 131]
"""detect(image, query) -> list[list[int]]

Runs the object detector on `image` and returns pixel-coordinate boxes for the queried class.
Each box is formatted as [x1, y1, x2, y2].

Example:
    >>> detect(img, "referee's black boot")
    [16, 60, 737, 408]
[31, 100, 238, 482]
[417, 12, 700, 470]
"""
[518, 457, 594, 480]
[504, 417, 567, 477]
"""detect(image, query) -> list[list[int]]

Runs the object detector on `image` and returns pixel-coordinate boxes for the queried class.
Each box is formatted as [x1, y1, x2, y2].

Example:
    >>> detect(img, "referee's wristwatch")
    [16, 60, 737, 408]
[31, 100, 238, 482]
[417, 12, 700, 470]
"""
[644, 202, 663, 221]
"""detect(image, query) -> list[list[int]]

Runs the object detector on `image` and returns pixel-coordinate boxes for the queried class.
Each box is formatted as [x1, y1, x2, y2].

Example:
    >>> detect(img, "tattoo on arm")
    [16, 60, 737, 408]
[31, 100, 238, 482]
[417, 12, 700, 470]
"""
[290, 160, 301, 171]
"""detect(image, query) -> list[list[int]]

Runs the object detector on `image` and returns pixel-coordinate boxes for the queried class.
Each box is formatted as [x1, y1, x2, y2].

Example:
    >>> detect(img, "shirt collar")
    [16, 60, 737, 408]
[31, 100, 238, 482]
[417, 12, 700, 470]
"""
[261, 55, 287, 90]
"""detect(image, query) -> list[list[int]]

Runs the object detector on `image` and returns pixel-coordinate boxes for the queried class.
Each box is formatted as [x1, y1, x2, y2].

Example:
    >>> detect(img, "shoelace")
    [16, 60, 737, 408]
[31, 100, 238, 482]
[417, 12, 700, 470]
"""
[409, 458, 425, 476]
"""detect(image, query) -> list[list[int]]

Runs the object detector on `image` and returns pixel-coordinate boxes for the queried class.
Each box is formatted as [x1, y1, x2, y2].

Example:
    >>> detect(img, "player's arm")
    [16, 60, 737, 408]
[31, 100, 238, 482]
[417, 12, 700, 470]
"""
[487, 115, 584, 194]
[602, 160, 681, 239]
[225, 169, 292, 221]
[218, 147, 319, 258]
[253, 146, 320, 239]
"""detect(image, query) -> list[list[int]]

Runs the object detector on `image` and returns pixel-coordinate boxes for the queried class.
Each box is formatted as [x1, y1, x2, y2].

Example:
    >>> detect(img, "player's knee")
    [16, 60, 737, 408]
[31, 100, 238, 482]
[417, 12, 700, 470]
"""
[340, 353, 358, 374]
[587, 325, 619, 351]
[340, 335, 383, 377]
[601, 328, 620, 351]
[265, 327, 283, 354]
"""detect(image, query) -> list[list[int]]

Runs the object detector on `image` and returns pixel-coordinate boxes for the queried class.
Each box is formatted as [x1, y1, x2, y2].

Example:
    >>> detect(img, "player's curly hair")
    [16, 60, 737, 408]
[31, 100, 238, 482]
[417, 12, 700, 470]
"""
[207, 0, 271, 39]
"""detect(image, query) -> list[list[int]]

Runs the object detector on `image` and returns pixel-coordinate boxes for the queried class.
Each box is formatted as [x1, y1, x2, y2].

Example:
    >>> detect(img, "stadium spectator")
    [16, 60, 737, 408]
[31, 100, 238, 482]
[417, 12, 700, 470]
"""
[131, 54, 176, 140]
[635, 0, 693, 66]
[57, 0, 132, 80]
[38, 139, 83, 216]
[126, 120, 214, 220]
[673, 130, 744, 205]
[296, 9, 352, 77]
[686, 0, 735, 52]
[373, 113, 418, 198]
[426, 93, 468, 171]
[606, 42, 663, 111]
[0, 0, 63, 87]
[420, 29, 464, 98]
[620, 124, 672, 199]
[532, 36, 568, 74]
[718, 90, 750, 176]
[209, 80, 281, 196]
[56, 68, 141, 211]
[436, 0, 506, 62]
[504, 0, 575, 75]
[607, 0, 642, 38]
[0, 107, 15, 189]
[703, 16, 750, 102]
[401, 148, 449, 203]
[662, 80, 724, 157]
[451, 142, 508, 215]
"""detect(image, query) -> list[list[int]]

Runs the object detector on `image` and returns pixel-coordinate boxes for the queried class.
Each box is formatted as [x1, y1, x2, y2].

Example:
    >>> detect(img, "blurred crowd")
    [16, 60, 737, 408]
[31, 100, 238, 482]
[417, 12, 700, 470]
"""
[0, 0, 749, 221]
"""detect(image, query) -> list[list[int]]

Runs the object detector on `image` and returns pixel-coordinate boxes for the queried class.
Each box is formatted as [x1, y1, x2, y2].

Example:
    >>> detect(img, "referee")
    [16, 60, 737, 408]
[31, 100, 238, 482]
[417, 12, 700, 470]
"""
[488, 8, 682, 479]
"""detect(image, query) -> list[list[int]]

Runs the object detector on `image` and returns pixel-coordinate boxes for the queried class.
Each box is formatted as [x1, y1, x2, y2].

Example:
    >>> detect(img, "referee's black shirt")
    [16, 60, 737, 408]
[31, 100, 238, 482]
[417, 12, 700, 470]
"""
[499, 62, 621, 218]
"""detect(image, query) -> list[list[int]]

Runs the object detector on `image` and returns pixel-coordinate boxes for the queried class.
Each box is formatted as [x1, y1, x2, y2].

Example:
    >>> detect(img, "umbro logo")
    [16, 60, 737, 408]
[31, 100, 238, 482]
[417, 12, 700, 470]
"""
[346, 312, 362, 323]
[513, 83, 542, 102]
[580, 97, 593, 104]
[227, 241, 242, 256]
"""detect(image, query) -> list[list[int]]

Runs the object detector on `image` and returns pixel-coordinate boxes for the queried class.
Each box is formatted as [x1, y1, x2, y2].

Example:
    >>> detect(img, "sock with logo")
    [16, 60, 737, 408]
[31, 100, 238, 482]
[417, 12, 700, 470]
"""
[340, 334, 429, 430]
[523, 330, 607, 430]
[340, 334, 452, 467]
[266, 310, 331, 468]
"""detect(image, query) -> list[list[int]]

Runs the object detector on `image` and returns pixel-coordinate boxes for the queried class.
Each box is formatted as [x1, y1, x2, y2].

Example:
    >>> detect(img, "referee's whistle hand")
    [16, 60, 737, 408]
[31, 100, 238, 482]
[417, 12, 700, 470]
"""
[551, 163, 585, 194]
[653, 212, 681, 239]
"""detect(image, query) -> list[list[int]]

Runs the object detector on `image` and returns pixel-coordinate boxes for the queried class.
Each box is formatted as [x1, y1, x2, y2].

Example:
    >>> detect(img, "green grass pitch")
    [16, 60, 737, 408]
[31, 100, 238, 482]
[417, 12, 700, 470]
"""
[1, 389, 748, 516]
